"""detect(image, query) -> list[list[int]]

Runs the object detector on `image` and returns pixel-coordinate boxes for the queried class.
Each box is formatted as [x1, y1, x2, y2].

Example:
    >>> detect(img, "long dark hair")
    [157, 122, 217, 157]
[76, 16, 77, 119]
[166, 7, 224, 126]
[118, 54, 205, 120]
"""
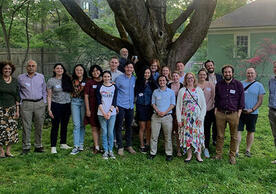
[53, 63, 73, 93]
[72, 64, 88, 82]
[135, 66, 157, 95]
[89, 64, 103, 79]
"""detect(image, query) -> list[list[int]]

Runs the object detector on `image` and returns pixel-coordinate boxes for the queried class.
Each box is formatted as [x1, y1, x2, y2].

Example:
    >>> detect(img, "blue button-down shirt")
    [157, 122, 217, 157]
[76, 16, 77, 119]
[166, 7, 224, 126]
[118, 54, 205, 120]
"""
[152, 87, 175, 113]
[115, 74, 136, 109]
[269, 77, 276, 109]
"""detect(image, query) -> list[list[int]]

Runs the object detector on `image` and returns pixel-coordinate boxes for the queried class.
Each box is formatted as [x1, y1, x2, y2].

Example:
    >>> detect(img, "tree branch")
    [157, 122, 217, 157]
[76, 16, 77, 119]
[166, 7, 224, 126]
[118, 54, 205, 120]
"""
[59, 0, 133, 53]
[169, 1, 195, 35]
[167, 0, 216, 66]
[114, 14, 128, 40]
[21, 0, 30, 73]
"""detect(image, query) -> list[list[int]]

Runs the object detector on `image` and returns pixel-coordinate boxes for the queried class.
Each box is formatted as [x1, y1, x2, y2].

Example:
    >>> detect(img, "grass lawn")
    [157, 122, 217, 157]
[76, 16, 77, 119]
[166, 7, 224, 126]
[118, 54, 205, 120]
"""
[0, 95, 275, 193]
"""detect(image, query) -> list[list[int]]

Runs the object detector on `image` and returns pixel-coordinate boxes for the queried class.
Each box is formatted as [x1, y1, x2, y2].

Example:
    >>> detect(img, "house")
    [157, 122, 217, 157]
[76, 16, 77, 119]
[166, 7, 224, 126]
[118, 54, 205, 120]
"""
[207, 0, 276, 82]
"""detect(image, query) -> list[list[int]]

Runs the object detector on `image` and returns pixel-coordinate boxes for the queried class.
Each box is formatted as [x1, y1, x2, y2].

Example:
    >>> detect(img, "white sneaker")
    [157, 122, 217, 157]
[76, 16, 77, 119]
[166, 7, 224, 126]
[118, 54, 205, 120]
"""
[60, 144, 72, 149]
[79, 145, 84, 151]
[51, 147, 57, 154]
[204, 148, 210, 158]
[109, 151, 116, 159]
[102, 151, 109, 160]
[70, 147, 79, 155]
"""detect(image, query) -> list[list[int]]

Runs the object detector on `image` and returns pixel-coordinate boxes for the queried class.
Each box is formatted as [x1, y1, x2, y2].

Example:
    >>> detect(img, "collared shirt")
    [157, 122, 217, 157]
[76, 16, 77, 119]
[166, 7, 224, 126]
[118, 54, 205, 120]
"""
[242, 80, 265, 114]
[215, 78, 245, 111]
[269, 77, 276, 109]
[110, 69, 123, 82]
[115, 74, 136, 109]
[152, 87, 175, 113]
[18, 72, 47, 103]
[208, 73, 217, 85]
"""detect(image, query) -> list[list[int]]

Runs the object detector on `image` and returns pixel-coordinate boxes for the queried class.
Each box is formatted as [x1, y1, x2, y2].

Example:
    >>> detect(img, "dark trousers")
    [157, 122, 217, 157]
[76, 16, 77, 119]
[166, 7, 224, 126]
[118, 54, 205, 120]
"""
[115, 106, 134, 149]
[204, 108, 217, 149]
[50, 102, 71, 147]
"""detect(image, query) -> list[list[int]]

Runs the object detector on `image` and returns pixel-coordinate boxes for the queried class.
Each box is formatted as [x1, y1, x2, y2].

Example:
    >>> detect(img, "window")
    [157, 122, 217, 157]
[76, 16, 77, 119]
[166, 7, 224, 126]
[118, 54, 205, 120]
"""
[234, 34, 250, 58]
[82, 1, 89, 10]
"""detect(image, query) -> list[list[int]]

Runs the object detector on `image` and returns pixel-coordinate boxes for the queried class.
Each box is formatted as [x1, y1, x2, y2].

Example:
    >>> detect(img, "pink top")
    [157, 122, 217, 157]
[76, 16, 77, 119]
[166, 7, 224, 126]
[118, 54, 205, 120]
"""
[198, 81, 215, 111]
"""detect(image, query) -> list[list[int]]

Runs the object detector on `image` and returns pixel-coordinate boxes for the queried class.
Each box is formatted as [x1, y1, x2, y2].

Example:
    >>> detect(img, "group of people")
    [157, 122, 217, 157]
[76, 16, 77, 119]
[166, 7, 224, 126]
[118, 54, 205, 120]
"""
[0, 47, 275, 165]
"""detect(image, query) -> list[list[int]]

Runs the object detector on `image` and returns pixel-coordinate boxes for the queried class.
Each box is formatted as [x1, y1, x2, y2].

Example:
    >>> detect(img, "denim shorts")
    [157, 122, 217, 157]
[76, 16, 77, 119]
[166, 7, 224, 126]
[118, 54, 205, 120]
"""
[238, 113, 258, 132]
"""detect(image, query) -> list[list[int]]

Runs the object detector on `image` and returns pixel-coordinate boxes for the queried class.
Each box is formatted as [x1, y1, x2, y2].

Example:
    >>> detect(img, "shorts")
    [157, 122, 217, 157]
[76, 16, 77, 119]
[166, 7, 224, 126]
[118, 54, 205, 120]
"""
[136, 104, 152, 121]
[238, 113, 258, 132]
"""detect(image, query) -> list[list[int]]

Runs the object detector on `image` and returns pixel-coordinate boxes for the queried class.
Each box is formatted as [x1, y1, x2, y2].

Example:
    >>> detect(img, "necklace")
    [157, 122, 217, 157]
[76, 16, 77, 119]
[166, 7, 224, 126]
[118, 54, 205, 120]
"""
[3, 76, 11, 83]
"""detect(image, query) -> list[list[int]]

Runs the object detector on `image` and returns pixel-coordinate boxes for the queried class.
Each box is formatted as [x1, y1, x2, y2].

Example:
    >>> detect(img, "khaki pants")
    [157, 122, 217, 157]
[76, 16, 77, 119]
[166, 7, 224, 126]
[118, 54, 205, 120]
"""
[150, 114, 173, 156]
[215, 111, 239, 158]
[268, 108, 276, 147]
[20, 100, 45, 150]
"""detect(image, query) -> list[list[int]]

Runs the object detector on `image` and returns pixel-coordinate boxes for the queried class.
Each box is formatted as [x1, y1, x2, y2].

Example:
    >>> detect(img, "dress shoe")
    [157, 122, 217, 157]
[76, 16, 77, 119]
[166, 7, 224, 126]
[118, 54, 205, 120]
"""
[21, 149, 30, 155]
[166, 155, 173, 162]
[147, 154, 156, 160]
[34, 147, 44, 153]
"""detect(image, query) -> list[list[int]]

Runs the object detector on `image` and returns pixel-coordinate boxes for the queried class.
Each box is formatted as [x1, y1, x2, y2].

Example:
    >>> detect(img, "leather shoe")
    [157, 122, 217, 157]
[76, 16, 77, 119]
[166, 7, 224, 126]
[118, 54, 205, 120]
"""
[147, 154, 156, 160]
[166, 155, 173, 162]
[21, 149, 30, 155]
[34, 147, 44, 153]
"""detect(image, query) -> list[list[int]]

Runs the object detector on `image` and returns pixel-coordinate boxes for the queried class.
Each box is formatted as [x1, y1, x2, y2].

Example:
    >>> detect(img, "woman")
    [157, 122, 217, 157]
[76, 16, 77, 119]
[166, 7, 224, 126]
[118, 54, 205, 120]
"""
[47, 63, 73, 154]
[150, 59, 160, 81]
[70, 64, 88, 155]
[135, 67, 157, 153]
[161, 66, 172, 83]
[96, 71, 117, 159]
[168, 71, 183, 157]
[84, 64, 103, 154]
[176, 72, 206, 162]
[0, 61, 20, 158]
[197, 68, 215, 158]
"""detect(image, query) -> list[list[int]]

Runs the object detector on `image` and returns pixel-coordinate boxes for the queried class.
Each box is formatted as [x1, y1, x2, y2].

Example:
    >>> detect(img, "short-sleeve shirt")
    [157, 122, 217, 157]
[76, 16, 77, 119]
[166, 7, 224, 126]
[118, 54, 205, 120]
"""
[47, 77, 71, 104]
[242, 80, 265, 114]
[152, 87, 175, 113]
[96, 84, 117, 116]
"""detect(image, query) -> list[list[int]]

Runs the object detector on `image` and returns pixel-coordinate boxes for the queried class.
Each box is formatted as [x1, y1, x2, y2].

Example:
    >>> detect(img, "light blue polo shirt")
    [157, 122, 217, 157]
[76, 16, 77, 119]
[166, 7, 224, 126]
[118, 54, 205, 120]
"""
[115, 74, 136, 109]
[152, 87, 175, 113]
[242, 80, 265, 114]
[269, 77, 276, 109]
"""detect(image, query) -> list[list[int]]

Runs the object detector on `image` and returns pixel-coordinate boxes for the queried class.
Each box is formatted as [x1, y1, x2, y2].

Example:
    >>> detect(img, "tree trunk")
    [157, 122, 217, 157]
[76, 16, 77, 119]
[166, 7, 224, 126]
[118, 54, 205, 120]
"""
[0, 5, 11, 60]
[21, 1, 30, 73]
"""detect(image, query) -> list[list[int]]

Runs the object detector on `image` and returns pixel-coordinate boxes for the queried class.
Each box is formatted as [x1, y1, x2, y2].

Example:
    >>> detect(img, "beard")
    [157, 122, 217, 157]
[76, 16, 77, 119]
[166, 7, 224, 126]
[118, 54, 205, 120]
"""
[207, 68, 214, 73]
[224, 76, 232, 81]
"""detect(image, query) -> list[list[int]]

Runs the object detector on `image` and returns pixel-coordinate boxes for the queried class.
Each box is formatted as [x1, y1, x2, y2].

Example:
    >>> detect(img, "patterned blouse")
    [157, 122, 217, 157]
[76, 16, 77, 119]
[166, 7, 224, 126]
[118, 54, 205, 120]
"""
[71, 79, 86, 98]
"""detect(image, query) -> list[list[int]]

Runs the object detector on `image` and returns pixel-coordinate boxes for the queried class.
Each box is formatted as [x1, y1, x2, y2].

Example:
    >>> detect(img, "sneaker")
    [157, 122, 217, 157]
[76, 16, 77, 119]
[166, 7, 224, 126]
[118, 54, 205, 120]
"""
[235, 152, 239, 158]
[139, 147, 147, 154]
[271, 159, 276, 164]
[102, 151, 109, 160]
[78, 145, 84, 151]
[126, 146, 136, 154]
[60, 144, 72, 149]
[245, 151, 251, 157]
[70, 147, 79, 155]
[118, 148, 124, 156]
[204, 148, 210, 158]
[109, 151, 116, 159]
[51, 147, 57, 154]
[229, 156, 236, 165]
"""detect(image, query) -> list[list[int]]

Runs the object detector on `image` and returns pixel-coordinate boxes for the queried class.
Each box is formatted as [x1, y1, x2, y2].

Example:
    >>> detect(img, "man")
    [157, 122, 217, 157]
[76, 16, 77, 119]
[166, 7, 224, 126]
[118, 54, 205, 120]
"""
[118, 48, 129, 73]
[268, 61, 276, 164]
[204, 59, 223, 147]
[149, 75, 175, 161]
[18, 60, 47, 154]
[236, 68, 265, 157]
[176, 61, 185, 83]
[114, 61, 136, 156]
[109, 56, 123, 82]
[214, 65, 244, 165]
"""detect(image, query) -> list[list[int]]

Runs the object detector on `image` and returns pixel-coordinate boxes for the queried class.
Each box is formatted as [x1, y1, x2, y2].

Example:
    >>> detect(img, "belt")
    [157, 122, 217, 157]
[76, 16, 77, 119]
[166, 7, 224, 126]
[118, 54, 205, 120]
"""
[218, 110, 236, 115]
[155, 113, 171, 117]
[22, 97, 43, 102]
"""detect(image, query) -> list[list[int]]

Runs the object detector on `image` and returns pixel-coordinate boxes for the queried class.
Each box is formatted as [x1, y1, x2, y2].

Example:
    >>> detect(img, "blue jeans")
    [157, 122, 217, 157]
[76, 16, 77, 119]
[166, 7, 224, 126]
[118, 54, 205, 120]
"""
[98, 115, 116, 152]
[71, 98, 85, 148]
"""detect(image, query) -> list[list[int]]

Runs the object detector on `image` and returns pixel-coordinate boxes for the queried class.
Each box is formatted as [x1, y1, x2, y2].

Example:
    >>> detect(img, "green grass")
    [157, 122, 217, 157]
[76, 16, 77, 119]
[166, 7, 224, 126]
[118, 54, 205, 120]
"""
[0, 95, 275, 193]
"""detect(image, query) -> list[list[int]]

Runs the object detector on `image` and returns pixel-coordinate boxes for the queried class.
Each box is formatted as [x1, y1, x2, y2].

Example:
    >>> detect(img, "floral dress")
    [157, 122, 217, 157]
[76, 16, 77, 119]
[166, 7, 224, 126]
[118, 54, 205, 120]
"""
[178, 88, 205, 154]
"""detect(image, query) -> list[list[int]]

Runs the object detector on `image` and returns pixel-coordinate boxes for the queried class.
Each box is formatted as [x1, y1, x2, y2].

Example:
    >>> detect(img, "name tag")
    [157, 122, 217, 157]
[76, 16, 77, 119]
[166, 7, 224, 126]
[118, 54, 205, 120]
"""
[81, 83, 86, 87]
[56, 85, 61, 89]
[244, 90, 248, 94]
[206, 87, 211, 92]
[138, 93, 143, 97]
[92, 85, 97, 89]
[230, 89, 236, 94]
[25, 83, 30, 87]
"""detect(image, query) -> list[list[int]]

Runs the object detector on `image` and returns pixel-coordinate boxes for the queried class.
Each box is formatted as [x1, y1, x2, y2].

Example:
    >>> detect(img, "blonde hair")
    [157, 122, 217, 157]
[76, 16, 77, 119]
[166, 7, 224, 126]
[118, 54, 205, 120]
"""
[161, 65, 172, 80]
[183, 72, 197, 87]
